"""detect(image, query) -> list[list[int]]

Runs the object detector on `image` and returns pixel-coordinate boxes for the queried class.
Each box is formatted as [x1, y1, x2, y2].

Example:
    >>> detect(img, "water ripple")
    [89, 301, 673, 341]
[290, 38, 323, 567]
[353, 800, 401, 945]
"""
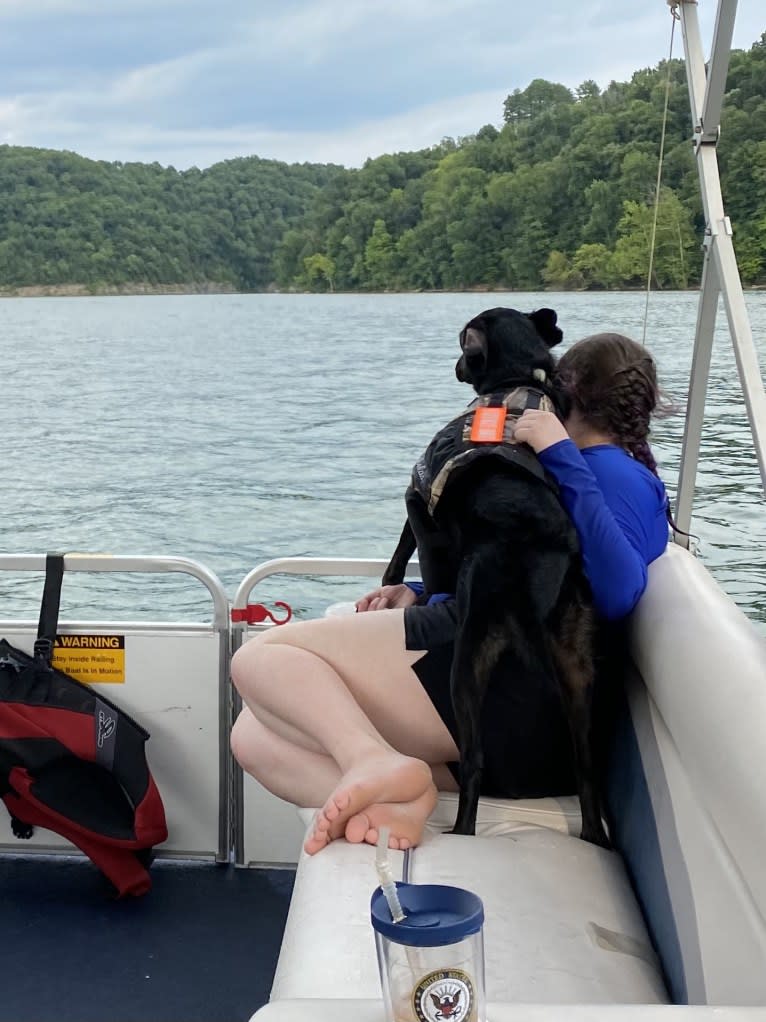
[0, 290, 763, 629]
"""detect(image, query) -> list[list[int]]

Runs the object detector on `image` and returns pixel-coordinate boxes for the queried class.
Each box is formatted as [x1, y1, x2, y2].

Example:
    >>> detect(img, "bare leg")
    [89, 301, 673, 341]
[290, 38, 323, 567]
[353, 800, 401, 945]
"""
[232, 710, 457, 850]
[230, 609, 458, 853]
[235, 640, 433, 851]
[231, 708, 341, 807]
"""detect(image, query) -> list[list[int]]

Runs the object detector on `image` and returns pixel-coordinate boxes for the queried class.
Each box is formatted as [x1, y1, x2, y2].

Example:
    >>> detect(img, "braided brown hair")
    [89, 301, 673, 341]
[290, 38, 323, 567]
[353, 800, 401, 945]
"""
[554, 332, 664, 477]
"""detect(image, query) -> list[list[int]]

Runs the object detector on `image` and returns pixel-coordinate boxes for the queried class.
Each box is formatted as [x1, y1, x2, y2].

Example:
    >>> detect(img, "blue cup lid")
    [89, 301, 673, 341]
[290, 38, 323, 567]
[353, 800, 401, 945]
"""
[370, 883, 484, 947]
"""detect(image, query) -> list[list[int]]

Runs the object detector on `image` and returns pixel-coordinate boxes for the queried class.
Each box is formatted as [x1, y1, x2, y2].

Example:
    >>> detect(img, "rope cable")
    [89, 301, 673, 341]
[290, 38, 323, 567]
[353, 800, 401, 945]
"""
[642, 4, 680, 344]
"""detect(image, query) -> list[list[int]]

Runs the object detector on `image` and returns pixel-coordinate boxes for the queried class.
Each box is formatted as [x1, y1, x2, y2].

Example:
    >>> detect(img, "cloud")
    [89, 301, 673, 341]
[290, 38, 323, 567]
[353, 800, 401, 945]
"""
[0, 85, 510, 169]
[0, 0, 762, 168]
[0, 0, 191, 15]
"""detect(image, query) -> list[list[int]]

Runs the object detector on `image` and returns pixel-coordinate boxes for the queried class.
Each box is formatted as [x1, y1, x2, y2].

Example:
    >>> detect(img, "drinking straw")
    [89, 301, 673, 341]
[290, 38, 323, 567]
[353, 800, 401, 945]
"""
[375, 827, 405, 922]
[375, 827, 426, 987]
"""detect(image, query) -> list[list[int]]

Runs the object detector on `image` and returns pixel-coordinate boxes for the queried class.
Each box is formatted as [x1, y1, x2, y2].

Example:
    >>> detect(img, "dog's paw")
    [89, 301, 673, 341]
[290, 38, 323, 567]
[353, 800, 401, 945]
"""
[580, 824, 611, 850]
[449, 821, 478, 837]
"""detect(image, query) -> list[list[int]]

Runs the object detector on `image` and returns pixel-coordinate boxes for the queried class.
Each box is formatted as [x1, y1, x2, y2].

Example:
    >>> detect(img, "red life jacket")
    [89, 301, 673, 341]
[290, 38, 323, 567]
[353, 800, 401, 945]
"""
[0, 554, 167, 897]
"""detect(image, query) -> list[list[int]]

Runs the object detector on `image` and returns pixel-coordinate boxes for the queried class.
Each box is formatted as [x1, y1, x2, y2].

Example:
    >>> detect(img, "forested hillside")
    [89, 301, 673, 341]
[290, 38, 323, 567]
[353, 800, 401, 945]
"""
[0, 152, 344, 291]
[1, 34, 764, 294]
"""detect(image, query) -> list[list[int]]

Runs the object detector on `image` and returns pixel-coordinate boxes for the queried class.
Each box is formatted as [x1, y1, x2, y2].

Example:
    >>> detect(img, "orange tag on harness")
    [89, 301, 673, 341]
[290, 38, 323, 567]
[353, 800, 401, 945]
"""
[470, 406, 507, 442]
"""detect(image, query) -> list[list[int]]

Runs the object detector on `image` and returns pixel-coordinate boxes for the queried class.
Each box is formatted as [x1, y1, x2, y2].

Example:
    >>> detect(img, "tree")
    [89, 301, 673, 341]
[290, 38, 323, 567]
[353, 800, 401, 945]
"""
[503, 79, 574, 124]
[572, 243, 617, 289]
[542, 251, 584, 290]
[612, 189, 698, 288]
[364, 220, 396, 290]
[576, 80, 601, 103]
[303, 253, 336, 292]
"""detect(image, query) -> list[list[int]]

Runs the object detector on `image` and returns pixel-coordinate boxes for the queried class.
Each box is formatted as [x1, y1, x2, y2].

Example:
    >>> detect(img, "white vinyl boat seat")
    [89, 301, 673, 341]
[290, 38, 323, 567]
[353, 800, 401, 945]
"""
[266, 546, 766, 1011]
[272, 797, 668, 1005]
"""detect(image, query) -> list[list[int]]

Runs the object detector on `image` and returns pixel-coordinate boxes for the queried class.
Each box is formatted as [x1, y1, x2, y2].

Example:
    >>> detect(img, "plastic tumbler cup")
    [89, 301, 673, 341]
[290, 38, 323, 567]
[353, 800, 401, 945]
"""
[371, 882, 486, 1022]
[324, 601, 358, 617]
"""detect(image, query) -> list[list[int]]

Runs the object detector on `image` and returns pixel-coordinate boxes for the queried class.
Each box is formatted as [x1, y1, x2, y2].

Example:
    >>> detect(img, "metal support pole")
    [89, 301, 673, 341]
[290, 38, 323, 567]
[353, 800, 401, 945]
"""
[701, 0, 737, 138]
[673, 0, 766, 540]
[675, 241, 719, 537]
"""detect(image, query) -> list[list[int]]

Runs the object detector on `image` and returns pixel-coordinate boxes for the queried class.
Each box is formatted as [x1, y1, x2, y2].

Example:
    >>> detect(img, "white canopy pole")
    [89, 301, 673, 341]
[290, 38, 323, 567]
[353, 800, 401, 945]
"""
[673, 0, 766, 540]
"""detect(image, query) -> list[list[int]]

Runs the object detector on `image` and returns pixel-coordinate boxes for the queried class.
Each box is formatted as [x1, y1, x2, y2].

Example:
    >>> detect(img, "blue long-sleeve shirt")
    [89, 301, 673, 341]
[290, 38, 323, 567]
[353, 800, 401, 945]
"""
[538, 440, 668, 619]
[406, 440, 669, 621]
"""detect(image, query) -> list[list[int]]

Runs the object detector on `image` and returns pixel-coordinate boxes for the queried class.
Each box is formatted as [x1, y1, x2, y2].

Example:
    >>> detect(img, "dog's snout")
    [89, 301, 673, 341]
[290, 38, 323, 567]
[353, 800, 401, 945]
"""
[455, 356, 468, 383]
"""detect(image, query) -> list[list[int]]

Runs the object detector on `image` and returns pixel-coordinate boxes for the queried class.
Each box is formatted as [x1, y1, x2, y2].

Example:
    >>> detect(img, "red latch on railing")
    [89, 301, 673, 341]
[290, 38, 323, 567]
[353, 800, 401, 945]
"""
[230, 601, 293, 625]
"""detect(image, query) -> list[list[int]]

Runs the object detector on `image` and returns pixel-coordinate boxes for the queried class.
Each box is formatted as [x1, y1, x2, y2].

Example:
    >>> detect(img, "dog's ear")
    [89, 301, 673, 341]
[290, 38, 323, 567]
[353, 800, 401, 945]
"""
[462, 326, 487, 361]
[456, 325, 487, 383]
[527, 308, 563, 348]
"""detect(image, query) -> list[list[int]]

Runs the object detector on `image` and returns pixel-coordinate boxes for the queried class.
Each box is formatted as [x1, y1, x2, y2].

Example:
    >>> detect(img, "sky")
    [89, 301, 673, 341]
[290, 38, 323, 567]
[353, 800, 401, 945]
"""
[0, 1, 763, 171]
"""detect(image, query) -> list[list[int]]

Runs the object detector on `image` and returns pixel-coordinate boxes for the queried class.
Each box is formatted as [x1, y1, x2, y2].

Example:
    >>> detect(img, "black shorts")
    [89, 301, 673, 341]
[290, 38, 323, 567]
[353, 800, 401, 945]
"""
[403, 601, 577, 798]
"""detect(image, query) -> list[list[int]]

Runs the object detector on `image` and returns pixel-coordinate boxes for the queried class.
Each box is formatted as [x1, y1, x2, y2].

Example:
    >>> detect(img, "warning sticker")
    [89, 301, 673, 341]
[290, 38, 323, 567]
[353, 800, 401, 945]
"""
[52, 634, 126, 684]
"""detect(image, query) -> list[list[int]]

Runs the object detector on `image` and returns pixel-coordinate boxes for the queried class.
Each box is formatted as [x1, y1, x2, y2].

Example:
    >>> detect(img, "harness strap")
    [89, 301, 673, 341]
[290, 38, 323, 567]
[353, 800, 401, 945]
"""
[461, 386, 554, 445]
[35, 553, 65, 664]
[415, 387, 558, 516]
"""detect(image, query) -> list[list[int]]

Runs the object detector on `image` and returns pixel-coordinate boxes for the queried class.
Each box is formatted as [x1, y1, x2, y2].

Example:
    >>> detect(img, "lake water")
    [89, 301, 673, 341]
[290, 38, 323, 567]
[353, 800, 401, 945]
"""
[0, 290, 764, 630]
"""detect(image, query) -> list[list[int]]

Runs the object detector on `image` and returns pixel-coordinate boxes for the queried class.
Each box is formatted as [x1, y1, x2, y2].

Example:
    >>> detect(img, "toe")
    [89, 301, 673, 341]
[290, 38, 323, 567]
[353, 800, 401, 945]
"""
[324, 791, 351, 821]
[327, 817, 346, 841]
[323, 800, 340, 822]
[345, 812, 370, 844]
[303, 831, 329, 855]
[363, 826, 379, 846]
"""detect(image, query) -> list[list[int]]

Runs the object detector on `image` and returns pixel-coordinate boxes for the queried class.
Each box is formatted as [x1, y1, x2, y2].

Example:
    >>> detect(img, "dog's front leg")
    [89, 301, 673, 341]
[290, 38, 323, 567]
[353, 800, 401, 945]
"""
[382, 520, 416, 586]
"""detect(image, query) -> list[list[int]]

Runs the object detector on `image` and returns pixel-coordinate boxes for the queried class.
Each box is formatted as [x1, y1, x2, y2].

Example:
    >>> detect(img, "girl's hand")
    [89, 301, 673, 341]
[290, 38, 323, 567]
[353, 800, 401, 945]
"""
[513, 409, 568, 453]
[356, 583, 418, 612]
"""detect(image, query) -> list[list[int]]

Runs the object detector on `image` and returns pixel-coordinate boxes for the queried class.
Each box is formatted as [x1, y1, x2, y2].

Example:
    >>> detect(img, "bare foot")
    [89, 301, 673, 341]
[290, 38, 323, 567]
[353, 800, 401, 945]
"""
[303, 752, 432, 855]
[344, 783, 438, 850]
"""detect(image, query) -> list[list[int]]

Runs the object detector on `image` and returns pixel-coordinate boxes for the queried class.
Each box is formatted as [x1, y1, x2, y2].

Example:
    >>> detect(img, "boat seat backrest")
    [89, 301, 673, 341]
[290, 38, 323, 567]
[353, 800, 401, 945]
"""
[611, 544, 766, 1006]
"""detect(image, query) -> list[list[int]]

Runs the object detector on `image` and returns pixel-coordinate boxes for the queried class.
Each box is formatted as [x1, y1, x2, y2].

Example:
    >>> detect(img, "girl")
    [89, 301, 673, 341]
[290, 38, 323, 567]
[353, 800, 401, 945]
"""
[230, 331, 670, 854]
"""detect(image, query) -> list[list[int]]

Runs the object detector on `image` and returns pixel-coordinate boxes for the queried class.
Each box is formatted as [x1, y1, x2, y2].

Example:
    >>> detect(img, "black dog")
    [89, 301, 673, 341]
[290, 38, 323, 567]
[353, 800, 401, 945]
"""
[382, 307, 609, 847]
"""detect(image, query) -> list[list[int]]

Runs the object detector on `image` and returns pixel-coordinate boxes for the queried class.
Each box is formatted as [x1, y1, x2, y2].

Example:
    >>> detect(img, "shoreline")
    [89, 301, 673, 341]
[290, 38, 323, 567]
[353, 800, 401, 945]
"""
[0, 283, 239, 299]
[1, 282, 765, 299]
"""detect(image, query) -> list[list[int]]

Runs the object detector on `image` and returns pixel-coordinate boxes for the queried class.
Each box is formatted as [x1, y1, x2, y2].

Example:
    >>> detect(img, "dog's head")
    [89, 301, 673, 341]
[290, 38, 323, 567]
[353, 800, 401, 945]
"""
[455, 307, 563, 394]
